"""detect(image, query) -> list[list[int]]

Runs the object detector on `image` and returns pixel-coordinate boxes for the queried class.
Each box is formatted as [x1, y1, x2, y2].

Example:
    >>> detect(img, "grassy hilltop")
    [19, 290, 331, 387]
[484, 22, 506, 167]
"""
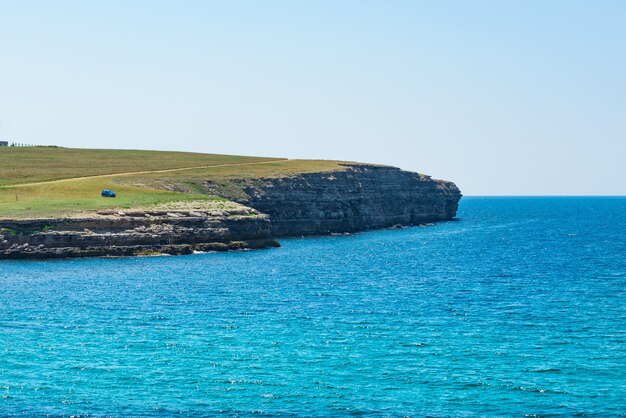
[0, 147, 345, 219]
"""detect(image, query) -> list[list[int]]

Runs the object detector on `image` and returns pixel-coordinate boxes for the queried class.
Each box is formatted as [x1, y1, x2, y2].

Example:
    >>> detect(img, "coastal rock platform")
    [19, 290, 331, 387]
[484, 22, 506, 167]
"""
[0, 203, 277, 259]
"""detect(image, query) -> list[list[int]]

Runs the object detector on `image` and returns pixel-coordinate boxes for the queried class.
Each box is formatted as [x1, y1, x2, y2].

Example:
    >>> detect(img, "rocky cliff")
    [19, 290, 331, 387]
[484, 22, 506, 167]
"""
[0, 164, 461, 259]
[0, 204, 278, 259]
[203, 164, 461, 236]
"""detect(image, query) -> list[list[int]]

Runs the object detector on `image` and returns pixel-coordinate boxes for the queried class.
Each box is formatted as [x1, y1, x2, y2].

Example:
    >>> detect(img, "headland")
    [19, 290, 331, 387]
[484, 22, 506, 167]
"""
[0, 147, 461, 258]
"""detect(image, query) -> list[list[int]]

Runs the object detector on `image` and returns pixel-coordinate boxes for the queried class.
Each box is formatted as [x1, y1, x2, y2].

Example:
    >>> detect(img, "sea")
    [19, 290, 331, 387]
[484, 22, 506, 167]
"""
[1, 197, 625, 417]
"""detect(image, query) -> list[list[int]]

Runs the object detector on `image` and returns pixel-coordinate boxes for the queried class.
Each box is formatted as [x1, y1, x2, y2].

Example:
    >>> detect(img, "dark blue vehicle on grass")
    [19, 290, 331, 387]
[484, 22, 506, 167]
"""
[101, 189, 116, 198]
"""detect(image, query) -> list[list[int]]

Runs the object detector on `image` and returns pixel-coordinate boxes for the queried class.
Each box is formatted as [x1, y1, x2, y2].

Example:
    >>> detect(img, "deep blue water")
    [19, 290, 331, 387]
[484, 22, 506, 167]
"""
[1, 197, 625, 417]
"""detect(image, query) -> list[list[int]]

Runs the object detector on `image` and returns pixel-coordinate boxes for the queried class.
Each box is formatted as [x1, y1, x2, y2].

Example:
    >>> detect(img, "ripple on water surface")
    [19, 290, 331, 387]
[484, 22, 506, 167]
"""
[1, 197, 625, 416]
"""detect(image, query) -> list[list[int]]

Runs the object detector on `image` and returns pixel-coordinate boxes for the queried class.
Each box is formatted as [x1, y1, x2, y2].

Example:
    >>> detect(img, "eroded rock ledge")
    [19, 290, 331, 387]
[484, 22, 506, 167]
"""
[0, 203, 278, 259]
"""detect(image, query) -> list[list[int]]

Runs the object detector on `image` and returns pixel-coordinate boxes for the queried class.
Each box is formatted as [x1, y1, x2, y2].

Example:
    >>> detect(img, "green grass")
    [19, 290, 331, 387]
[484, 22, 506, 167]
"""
[0, 176, 220, 218]
[0, 147, 350, 218]
[0, 147, 280, 186]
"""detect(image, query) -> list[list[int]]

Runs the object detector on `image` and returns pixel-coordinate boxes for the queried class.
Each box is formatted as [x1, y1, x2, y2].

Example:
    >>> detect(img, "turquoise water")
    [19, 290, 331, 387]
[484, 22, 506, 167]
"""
[1, 197, 625, 416]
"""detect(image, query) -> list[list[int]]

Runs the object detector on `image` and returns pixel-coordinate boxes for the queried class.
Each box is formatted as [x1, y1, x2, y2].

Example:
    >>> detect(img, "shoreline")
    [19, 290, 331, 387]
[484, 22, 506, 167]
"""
[1, 164, 461, 260]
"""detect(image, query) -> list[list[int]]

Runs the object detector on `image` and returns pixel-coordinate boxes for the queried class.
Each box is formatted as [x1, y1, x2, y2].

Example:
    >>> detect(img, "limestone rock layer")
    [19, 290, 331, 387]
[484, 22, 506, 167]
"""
[207, 164, 462, 237]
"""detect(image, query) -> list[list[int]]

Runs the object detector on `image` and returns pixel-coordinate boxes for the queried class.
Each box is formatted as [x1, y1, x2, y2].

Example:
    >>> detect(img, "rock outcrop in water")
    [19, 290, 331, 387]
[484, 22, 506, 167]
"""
[204, 164, 461, 236]
[0, 164, 461, 259]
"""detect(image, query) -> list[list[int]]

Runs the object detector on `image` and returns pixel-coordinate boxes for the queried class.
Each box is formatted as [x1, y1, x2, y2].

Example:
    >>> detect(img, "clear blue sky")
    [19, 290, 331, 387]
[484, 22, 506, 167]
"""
[1, 1, 624, 195]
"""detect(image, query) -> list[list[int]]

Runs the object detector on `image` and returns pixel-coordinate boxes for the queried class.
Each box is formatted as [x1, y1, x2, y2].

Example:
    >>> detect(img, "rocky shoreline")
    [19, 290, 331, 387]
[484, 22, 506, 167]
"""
[1, 165, 461, 259]
[0, 204, 278, 259]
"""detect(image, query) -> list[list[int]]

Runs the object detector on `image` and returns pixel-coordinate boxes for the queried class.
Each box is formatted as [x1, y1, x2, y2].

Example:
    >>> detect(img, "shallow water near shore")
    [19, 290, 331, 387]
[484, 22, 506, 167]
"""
[1, 197, 625, 416]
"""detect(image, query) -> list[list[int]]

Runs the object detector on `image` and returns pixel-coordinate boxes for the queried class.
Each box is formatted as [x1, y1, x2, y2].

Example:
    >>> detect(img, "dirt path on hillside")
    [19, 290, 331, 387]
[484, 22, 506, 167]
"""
[1, 159, 290, 189]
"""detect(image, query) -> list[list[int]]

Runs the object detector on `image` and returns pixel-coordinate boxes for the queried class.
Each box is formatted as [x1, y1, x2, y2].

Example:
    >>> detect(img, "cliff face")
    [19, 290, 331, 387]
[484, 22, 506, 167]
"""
[0, 207, 278, 259]
[1, 164, 461, 259]
[204, 164, 461, 237]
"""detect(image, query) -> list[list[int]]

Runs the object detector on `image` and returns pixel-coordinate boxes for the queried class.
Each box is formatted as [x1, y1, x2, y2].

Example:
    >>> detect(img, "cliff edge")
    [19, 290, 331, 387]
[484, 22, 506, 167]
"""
[203, 164, 461, 236]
